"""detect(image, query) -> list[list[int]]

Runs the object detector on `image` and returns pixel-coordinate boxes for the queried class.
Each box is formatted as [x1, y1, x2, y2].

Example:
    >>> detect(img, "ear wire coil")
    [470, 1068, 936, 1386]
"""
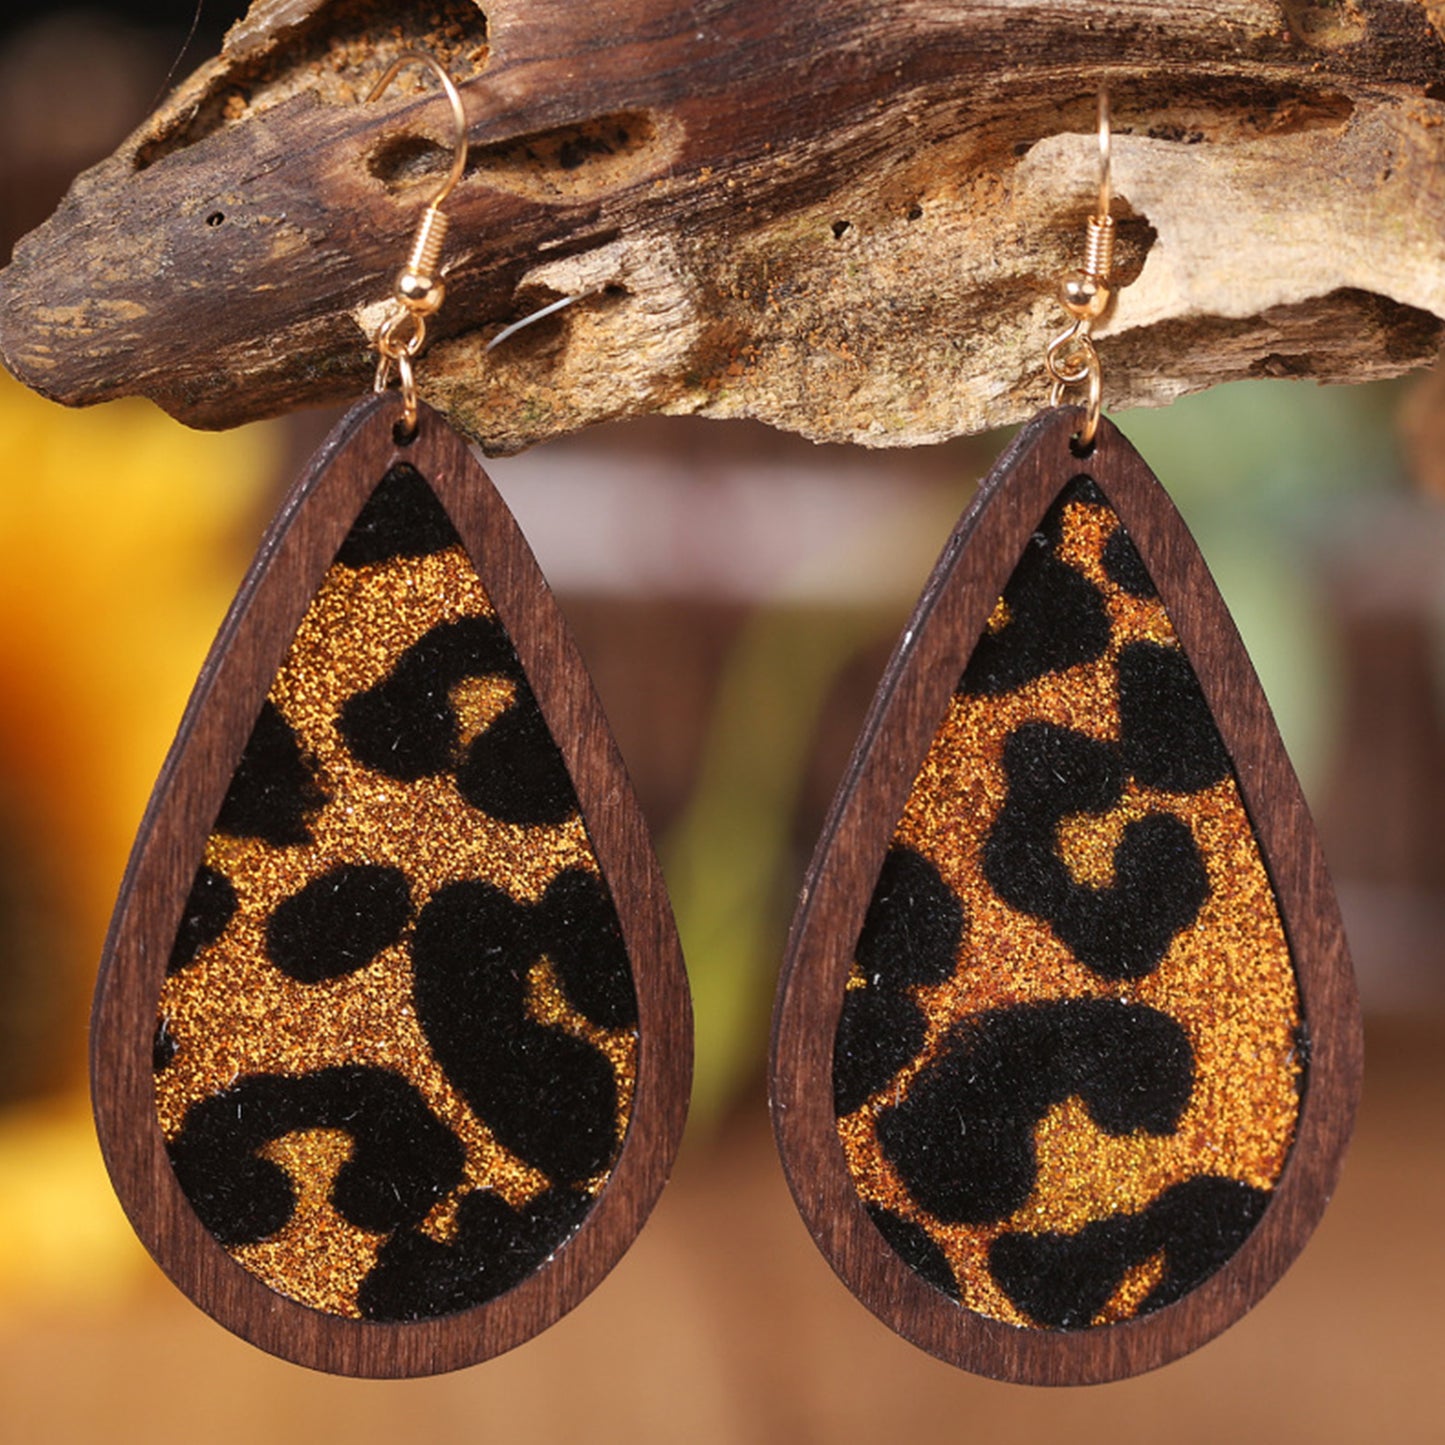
[407, 207, 449, 284]
[1083, 213, 1115, 284]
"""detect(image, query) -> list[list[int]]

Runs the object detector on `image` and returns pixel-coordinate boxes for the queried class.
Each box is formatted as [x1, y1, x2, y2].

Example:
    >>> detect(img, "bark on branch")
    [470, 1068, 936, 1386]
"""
[2, 0, 1444, 450]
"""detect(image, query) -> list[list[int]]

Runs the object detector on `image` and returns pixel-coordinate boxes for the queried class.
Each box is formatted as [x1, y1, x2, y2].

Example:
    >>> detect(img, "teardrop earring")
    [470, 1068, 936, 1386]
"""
[92, 52, 691, 1378]
[769, 92, 1361, 1385]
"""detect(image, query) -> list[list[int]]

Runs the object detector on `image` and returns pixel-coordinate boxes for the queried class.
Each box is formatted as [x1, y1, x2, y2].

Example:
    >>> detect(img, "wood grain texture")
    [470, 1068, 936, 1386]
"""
[2, 0, 1444, 449]
[768, 407, 1363, 1384]
[90, 393, 692, 1376]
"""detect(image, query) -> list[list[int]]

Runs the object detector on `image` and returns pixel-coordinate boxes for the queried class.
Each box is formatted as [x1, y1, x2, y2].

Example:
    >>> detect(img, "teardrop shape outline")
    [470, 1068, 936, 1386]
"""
[769, 408, 1361, 1385]
[92, 394, 692, 1377]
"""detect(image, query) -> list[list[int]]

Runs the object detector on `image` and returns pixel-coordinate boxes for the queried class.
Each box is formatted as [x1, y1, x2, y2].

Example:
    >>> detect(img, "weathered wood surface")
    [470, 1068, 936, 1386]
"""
[2, 0, 1445, 451]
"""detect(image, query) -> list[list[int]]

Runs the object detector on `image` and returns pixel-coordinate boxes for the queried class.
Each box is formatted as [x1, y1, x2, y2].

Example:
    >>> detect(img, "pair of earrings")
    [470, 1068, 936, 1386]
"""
[92, 65, 1361, 1383]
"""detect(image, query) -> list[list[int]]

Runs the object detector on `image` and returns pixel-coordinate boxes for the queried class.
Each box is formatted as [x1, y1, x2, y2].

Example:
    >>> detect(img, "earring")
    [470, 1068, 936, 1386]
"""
[770, 93, 1361, 1385]
[91, 53, 691, 1378]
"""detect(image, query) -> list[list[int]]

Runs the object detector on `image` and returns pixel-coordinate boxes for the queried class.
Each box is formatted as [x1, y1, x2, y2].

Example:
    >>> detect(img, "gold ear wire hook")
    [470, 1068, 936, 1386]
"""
[1046, 88, 1115, 450]
[368, 52, 468, 218]
[1083, 88, 1116, 288]
[1097, 87, 1112, 223]
[367, 51, 469, 434]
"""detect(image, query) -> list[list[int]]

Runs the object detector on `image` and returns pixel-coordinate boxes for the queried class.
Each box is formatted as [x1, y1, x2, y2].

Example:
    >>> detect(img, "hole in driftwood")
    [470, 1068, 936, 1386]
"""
[1110, 208, 1157, 291]
[488, 290, 572, 357]
[489, 280, 632, 359]
[367, 134, 453, 189]
[133, 0, 489, 171]
[1251, 353, 1316, 380]
[466, 112, 674, 200]
[1279, 0, 1368, 50]
[1249, 90, 1354, 136]
[1013, 82, 1355, 163]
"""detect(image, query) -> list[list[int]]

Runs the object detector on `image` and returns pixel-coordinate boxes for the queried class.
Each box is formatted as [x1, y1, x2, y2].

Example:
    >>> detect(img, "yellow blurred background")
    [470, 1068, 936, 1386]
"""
[1, 6, 1443, 1442]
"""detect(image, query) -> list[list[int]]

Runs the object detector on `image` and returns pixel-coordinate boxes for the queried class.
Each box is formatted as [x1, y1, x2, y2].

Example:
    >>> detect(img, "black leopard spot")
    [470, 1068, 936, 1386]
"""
[960, 479, 1113, 698]
[167, 865, 237, 974]
[166, 1066, 466, 1245]
[411, 875, 627, 1184]
[988, 1176, 1271, 1328]
[960, 555, 1112, 698]
[336, 617, 578, 826]
[337, 616, 521, 781]
[866, 1203, 961, 1301]
[834, 984, 928, 1116]
[983, 722, 1210, 980]
[334, 463, 462, 567]
[214, 700, 327, 846]
[265, 864, 413, 983]
[1102, 525, 1157, 598]
[1118, 642, 1231, 794]
[455, 681, 577, 825]
[533, 867, 639, 1029]
[834, 848, 964, 1115]
[358, 1186, 593, 1321]
[876, 1000, 1194, 1224]
[856, 847, 964, 992]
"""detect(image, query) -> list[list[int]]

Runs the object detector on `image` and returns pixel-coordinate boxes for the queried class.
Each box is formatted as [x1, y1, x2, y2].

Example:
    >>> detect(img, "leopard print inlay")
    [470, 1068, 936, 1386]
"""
[835, 476, 1302, 1330]
[155, 464, 638, 1322]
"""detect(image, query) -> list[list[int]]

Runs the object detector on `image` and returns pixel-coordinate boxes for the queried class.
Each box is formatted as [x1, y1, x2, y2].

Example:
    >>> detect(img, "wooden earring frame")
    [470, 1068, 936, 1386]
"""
[92, 394, 693, 1377]
[769, 407, 1362, 1386]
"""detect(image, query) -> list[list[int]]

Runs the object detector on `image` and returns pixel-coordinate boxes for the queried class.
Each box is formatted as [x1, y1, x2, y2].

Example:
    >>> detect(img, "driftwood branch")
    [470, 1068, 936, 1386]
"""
[3, 0, 1445, 451]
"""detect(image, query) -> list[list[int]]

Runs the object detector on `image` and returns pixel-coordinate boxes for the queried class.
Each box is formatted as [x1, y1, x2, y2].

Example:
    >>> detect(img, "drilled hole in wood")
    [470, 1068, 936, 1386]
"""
[205, 211, 225, 228]
[831, 220, 851, 239]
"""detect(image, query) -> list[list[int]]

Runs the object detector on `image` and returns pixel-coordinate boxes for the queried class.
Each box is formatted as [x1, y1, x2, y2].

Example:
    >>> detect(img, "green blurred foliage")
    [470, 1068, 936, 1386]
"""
[1124, 377, 1407, 792]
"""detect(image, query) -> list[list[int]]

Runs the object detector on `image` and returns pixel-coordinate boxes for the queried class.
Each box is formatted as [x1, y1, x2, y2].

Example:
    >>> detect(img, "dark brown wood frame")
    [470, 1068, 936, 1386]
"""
[90, 393, 693, 1377]
[769, 407, 1363, 1386]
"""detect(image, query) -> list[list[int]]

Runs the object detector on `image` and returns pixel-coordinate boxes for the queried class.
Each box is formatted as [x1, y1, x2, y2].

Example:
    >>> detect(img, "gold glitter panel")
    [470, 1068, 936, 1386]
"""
[836, 483, 1302, 1329]
[155, 478, 639, 1320]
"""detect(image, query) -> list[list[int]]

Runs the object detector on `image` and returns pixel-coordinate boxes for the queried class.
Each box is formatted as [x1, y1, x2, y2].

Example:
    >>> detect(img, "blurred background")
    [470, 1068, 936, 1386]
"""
[1, 5, 1442, 1442]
